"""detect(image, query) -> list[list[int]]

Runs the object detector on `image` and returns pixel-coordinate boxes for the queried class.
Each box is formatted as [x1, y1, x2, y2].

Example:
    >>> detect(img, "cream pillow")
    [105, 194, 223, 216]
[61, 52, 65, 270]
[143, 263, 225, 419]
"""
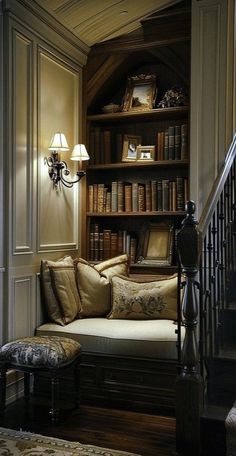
[49, 265, 81, 325]
[75, 261, 110, 317]
[108, 275, 178, 320]
[95, 254, 129, 279]
[40, 256, 73, 325]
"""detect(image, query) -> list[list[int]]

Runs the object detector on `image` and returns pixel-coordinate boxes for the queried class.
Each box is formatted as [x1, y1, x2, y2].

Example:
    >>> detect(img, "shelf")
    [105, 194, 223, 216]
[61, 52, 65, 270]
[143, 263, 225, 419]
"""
[87, 211, 186, 217]
[87, 106, 189, 124]
[87, 159, 189, 171]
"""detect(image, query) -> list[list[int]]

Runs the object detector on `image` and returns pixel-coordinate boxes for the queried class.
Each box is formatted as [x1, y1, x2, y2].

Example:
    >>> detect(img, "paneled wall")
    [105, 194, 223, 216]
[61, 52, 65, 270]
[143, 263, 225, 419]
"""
[190, 0, 235, 218]
[1, 0, 89, 346]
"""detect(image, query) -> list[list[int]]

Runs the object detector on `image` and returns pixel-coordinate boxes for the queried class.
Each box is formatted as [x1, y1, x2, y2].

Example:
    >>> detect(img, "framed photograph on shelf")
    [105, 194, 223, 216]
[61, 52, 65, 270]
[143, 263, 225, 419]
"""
[122, 74, 157, 112]
[137, 145, 155, 162]
[138, 223, 174, 265]
[122, 134, 142, 162]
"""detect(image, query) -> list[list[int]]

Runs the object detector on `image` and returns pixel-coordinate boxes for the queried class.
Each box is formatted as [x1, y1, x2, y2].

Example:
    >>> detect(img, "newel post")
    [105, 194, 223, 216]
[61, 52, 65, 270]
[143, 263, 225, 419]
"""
[176, 201, 203, 456]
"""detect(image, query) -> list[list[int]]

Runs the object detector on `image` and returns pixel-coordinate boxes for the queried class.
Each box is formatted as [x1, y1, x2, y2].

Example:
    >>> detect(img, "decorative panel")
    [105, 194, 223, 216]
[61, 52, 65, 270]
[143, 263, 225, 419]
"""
[11, 276, 34, 340]
[37, 50, 80, 252]
[190, 0, 228, 218]
[12, 31, 33, 253]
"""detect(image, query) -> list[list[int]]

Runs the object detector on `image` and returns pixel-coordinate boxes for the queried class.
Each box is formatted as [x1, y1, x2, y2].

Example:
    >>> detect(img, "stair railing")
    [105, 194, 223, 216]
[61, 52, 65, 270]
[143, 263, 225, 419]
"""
[175, 133, 236, 456]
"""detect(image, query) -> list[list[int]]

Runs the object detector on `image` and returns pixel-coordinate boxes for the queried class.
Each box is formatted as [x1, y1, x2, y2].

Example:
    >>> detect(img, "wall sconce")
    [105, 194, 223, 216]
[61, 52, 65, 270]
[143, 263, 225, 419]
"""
[44, 132, 90, 188]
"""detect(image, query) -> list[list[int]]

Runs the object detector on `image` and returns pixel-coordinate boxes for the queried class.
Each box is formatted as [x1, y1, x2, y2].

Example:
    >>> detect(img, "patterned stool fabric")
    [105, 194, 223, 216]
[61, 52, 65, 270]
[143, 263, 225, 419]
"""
[0, 336, 81, 368]
[0, 335, 82, 424]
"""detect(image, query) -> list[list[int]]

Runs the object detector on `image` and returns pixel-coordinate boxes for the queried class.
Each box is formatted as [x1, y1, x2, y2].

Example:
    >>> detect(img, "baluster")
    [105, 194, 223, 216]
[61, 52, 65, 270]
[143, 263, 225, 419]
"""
[176, 201, 203, 456]
[207, 223, 213, 356]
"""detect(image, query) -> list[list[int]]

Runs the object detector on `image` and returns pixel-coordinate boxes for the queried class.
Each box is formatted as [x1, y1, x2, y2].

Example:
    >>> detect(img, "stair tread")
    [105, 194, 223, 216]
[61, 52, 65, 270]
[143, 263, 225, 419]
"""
[201, 403, 232, 421]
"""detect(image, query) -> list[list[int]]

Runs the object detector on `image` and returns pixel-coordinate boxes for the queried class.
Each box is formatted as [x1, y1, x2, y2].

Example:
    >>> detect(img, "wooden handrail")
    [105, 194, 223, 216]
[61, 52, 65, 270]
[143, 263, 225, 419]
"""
[199, 133, 236, 237]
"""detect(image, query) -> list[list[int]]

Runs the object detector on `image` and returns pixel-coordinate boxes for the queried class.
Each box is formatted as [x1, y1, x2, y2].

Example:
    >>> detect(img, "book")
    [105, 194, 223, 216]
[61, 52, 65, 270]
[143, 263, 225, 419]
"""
[89, 230, 95, 261]
[111, 181, 118, 212]
[93, 183, 98, 212]
[130, 237, 137, 263]
[88, 185, 94, 212]
[103, 229, 111, 259]
[116, 133, 123, 162]
[164, 130, 169, 160]
[97, 183, 105, 212]
[117, 181, 124, 212]
[157, 181, 162, 210]
[151, 180, 157, 211]
[132, 182, 138, 212]
[168, 125, 175, 160]
[145, 181, 151, 212]
[110, 232, 118, 257]
[162, 179, 170, 211]
[93, 223, 99, 261]
[176, 176, 184, 211]
[181, 124, 188, 159]
[118, 231, 123, 254]
[174, 125, 181, 160]
[138, 184, 145, 211]
[124, 184, 132, 212]
[94, 127, 101, 164]
[105, 191, 111, 212]
[99, 232, 104, 261]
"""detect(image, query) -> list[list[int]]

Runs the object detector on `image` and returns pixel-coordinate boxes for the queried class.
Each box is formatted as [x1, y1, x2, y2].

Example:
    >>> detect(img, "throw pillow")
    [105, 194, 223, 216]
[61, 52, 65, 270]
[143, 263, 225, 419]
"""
[108, 275, 178, 320]
[49, 265, 81, 325]
[94, 254, 130, 279]
[74, 255, 130, 318]
[40, 256, 73, 325]
[75, 260, 110, 317]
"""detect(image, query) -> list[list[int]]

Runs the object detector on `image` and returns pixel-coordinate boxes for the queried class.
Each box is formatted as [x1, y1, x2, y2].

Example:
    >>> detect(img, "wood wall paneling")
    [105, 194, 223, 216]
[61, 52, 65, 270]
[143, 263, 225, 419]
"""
[37, 50, 80, 252]
[10, 276, 35, 340]
[190, 0, 229, 218]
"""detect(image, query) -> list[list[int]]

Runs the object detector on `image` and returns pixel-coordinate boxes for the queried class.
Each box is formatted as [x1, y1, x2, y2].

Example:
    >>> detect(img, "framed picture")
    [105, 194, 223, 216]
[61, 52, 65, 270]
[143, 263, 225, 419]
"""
[137, 223, 174, 265]
[137, 145, 155, 162]
[122, 134, 142, 162]
[122, 74, 157, 112]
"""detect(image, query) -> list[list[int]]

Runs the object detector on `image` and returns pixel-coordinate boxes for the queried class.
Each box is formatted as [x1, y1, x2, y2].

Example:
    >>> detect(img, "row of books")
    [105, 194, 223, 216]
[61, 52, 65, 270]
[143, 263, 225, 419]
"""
[89, 224, 137, 263]
[156, 124, 188, 161]
[88, 124, 188, 165]
[88, 177, 188, 213]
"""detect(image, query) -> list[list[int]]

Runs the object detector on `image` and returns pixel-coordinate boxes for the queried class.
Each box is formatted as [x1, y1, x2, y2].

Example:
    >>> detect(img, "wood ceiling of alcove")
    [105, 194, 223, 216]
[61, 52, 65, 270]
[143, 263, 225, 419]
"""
[34, 0, 182, 47]
[86, 2, 191, 112]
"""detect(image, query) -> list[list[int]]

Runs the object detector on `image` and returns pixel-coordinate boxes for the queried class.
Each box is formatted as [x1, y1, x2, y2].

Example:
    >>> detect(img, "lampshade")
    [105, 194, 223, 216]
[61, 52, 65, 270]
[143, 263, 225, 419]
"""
[48, 132, 69, 151]
[70, 144, 90, 161]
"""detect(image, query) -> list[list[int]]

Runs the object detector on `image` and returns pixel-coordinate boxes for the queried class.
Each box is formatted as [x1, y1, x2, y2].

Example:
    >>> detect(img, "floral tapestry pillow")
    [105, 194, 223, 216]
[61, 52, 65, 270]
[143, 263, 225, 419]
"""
[108, 275, 178, 320]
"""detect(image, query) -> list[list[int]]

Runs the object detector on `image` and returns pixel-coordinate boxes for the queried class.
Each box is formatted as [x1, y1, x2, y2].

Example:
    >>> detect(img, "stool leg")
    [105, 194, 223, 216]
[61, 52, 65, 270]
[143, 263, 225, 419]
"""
[24, 372, 30, 403]
[0, 364, 7, 421]
[49, 374, 59, 425]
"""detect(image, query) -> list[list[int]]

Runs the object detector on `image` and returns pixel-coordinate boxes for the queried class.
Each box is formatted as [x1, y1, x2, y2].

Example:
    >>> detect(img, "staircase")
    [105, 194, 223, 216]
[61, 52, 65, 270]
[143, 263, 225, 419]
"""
[176, 135, 236, 455]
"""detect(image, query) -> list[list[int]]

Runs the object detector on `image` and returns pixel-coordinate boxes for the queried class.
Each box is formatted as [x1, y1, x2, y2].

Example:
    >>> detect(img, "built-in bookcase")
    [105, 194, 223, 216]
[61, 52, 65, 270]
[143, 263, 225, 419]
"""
[85, 107, 189, 273]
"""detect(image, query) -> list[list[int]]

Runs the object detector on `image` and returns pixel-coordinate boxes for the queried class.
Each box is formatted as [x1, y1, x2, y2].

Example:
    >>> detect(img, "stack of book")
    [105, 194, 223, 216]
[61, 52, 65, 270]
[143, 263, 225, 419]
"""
[88, 177, 188, 213]
[89, 128, 123, 164]
[89, 224, 137, 263]
[156, 124, 188, 161]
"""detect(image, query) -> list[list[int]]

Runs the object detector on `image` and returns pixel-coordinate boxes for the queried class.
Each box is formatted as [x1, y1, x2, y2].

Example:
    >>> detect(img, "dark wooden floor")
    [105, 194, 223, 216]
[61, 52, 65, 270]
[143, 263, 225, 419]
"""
[2, 396, 177, 456]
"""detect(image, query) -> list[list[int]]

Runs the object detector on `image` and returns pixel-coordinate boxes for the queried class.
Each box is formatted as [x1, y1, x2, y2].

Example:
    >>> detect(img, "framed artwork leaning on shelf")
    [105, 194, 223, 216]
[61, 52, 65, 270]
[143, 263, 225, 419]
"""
[122, 134, 142, 162]
[122, 74, 157, 112]
[137, 222, 174, 265]
[137, 145, 155, 162]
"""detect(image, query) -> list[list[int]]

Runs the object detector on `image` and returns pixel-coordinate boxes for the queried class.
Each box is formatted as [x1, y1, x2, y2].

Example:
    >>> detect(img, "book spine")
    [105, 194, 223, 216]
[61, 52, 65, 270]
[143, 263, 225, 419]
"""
[116, 133, 123, 162]
[88, 185, 94, 212]
[130, 237, 137, 264]
[99, 232, 104, 261]
[157, 181, 163, 211]
[124, 184, 132, 212]
[132, 182, 138, 212]
[162, 179, 170, 211]
[117, 181, 124, 212]
[168, 125, 175, 160]
[103, 229, 111, 259]
[105, 191, 111, 213]
[103, 130, 111, 164]
[176, 176, 184, 211]
[110, 232, 118, 258]
[93, 184, 98, 212]
[97, 183, 104, 212]
[151, 180, 157, 211]
[145, 181, 151, 212]
[174, 125, 181, 160]
[111, 181, 118, 212]
[89, 229, 95, 261]
[138, 184, 145, 211]
[93, 223, 99, 261]
[181, 124, 188, 159]
[94, 127, 101, 164]
[118, 231, 123, 254]
[164, 130, 169, 160]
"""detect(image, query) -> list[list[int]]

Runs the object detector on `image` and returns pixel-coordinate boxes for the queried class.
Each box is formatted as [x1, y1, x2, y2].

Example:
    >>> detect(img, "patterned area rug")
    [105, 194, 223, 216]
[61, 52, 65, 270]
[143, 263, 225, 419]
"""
[225, 401, 236, 456]
[0, 427, 141, 456]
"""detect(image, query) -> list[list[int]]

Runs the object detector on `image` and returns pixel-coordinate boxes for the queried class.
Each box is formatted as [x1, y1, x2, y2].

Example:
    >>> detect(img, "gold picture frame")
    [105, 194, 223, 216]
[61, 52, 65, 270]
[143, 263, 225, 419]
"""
[122, 74, 157, 112]
[137, 145, 155, 162]
[122, 134, 142, 162]
[138, 223, 174, 265]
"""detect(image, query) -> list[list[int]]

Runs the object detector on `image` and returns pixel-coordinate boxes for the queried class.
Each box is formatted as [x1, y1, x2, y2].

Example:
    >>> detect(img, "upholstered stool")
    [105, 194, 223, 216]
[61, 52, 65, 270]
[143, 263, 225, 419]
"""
[0, 335, 82, 424]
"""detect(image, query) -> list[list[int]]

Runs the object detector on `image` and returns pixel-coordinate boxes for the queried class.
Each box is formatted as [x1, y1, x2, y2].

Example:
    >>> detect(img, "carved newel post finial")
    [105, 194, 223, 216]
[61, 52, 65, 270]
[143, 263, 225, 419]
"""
[175, 200, 203, 456]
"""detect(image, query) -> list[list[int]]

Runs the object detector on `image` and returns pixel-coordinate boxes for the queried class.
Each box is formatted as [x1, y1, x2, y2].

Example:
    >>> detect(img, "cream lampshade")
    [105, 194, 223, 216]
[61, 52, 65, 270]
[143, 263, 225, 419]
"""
[48, 132, 69, 151]
[70, 144, 90, 161]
